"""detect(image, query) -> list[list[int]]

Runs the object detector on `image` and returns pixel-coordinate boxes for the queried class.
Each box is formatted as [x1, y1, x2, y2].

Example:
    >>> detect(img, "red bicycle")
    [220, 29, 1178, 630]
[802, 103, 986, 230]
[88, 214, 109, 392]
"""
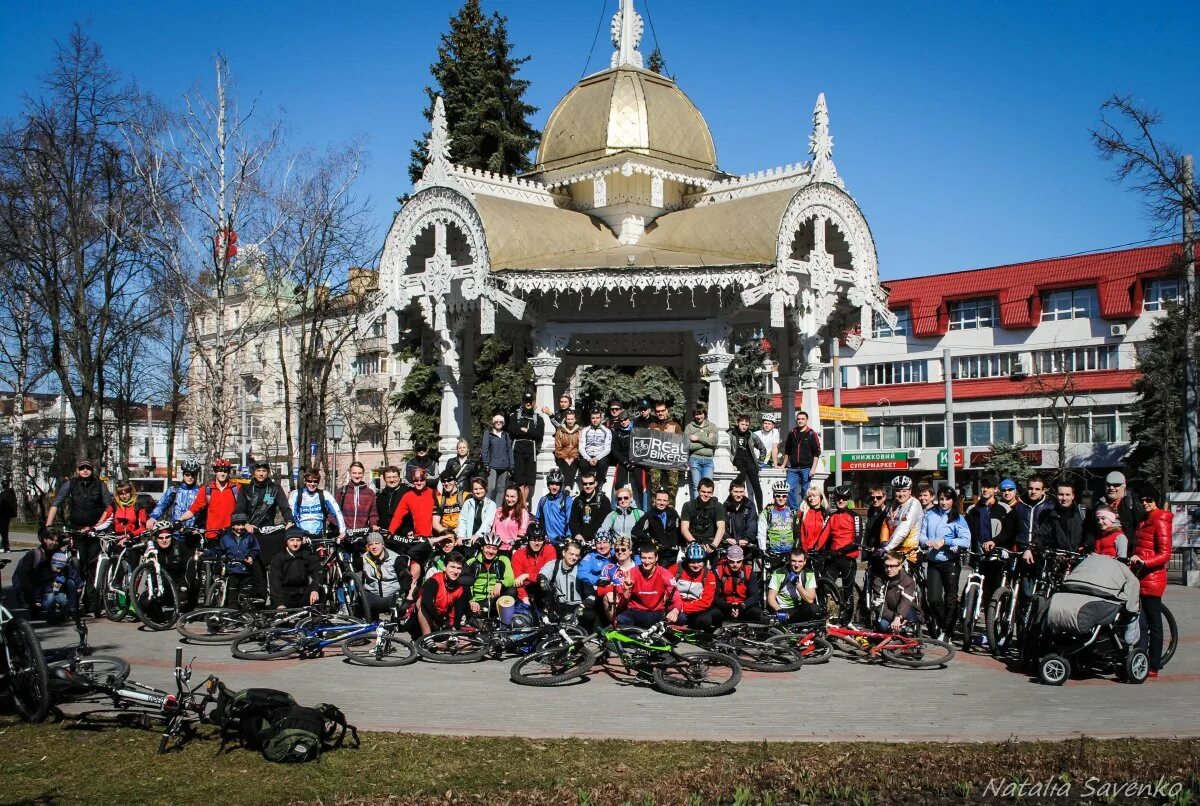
[822, 622, 956, 668]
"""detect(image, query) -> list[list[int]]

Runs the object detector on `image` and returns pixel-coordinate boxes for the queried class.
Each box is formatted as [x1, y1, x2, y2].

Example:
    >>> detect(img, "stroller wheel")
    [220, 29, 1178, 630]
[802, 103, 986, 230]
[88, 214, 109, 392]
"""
[1123, 648, 1149, 684]
[1038, 653, 1070, 686]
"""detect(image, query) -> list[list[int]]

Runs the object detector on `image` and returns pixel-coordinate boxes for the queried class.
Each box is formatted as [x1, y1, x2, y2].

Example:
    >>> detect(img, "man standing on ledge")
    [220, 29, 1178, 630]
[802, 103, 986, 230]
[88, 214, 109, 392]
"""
[783, 411, 822, 510]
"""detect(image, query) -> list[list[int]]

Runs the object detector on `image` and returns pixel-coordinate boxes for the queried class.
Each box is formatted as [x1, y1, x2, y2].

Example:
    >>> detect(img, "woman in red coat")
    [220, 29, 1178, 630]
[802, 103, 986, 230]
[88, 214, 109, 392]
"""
[1130, 484, 1173, 677]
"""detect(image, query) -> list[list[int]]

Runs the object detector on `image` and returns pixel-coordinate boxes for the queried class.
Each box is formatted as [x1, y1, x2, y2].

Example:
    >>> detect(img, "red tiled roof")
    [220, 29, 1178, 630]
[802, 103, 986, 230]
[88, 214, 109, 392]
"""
[776, 369, 1142, 408]
[883, 243, 1183, 337]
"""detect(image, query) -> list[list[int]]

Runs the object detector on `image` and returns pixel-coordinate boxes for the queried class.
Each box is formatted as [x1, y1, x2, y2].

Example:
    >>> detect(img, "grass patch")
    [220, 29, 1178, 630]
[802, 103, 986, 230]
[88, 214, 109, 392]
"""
[0, 718, 1197, 804]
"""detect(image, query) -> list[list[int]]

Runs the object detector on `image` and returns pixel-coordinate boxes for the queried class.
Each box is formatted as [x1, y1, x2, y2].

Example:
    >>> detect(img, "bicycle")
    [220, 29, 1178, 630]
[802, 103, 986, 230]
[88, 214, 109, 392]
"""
[959, 547, 1013, 653]
[176, 602, 306, 644]
[96, 533, 143, 622]
[129, 542, 185, 631]
[716, 617, 834, 665]
[984, 545, 1023, 658]
[804, 547, 858, 624]
[417, 602, 587, 664]
[669, 622, 804, 672]
[1015, 547, 1085, 669]
[312, 529, 366, 617]
[53, 526, 110, 617]
[230, 606, 418, 666]
[826, 622, 956, 668]
[512, 621, 742, 697]
[0, 558, 52, 721]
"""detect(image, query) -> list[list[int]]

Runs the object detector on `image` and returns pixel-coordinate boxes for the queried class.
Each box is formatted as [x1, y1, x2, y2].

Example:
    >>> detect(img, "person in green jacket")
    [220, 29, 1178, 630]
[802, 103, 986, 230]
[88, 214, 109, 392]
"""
[684, 404, 717, 500]
[464, 533, 515, 614]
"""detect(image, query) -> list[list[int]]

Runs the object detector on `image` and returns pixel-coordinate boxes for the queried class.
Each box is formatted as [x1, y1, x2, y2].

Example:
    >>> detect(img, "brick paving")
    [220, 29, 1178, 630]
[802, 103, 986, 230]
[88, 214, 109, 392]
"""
[8, 546, 1198, 742]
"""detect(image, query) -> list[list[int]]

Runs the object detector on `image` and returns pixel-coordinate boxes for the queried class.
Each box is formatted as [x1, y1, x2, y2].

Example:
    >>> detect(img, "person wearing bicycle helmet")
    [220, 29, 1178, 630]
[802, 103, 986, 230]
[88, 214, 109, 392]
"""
[464, 532, 514, 614]
[433, 471, 466, 539]
[511, 519, 557, 604]
[268, 526, 321, 609]
[185, 458, 242, 545]
[758, 478, 798, 557]
[826, 485, 862, 596]
[882, 475, 923, 563]
[149, 520, 195, 610]
[576, 531, 614, 603]
[148, 460, 202, 529]
[534, 468, 574, 544]
[675, 541, 718, 631]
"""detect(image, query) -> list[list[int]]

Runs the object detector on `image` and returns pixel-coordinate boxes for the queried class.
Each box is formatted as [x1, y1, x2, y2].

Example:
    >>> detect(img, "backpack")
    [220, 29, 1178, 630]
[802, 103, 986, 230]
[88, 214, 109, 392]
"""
[211, 685, 359, 763]
[211, 686, 297, 749]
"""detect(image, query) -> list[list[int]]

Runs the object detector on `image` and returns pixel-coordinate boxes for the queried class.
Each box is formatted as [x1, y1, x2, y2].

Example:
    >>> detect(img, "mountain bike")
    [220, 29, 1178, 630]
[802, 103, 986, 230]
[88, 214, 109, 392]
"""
[230, 606, 417, 665]
[669, 622, 804, 672]
[417, 603, 587, 663]
[53, 526, 110, 617]
[959, 547, 1013, 653]
[984, 545, 1023, 658]
[96, 534, 146, 622]
[176, 603, 307, 644]
[129, 543, 184, 630]
[826, 622, 956, 668]
[805, 547, 857, 623]
[0, 558, 51, 721]
[313, 529, 366, 617]
[717, 618, 834, 665]
[512, 621, 742, 697]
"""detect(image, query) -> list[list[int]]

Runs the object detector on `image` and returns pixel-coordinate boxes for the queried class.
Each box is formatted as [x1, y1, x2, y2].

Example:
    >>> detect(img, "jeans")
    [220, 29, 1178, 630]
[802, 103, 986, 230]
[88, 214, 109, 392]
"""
[688, 457, 714, 499]
[786, 468, 811, 510]
[41, 588, 75, 621]
[616, 609, 665, 628]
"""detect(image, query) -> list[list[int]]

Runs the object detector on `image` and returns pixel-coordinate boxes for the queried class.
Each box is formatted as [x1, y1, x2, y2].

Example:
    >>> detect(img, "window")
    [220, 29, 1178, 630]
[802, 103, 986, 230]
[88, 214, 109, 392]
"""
[1143, 278, 1181, 312]
[969, 419, 991, 447]
[1093, 414, 1116, 442]
[1067, 417, 1089, 443]
[1034, 345, 1117, 374]
[370, 317, 386, 338]
[1018, 419, 1039, 444]
[902, 424, 922, 448]
[843, 428, 861, 449]
[1041, 287, 1098, 321]
[953, 418, 967, 448]
[873, 308, 911, 338]
[951, 353, 1016, 380]
[862, 426, 881, 449]
[817, 366, 849, 389]
[948, 298, 998, 330]
[880, 425, 901, 449]
[992, 419, 1014, 444]
[243, 378, 261, 402]
[860, 360, 927, 386]
[275, 381, 284, 403]
[1043, 418, 1060, 445]
[354, 353, 382, 376]
[925, 422, 945, 448]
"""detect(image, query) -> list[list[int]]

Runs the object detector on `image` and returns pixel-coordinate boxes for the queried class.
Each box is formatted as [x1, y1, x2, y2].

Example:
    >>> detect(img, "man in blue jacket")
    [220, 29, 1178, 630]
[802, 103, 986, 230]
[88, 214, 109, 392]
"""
[534, 469, 574, 545]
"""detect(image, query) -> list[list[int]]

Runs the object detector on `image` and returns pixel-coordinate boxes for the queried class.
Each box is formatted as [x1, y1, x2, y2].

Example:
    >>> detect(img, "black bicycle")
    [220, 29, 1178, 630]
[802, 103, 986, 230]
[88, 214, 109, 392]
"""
[0, 559, 51, 722]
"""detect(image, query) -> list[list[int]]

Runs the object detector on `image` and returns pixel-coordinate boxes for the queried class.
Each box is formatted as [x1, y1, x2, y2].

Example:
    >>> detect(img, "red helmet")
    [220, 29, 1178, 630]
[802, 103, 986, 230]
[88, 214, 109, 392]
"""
[212, 458, 233, 471]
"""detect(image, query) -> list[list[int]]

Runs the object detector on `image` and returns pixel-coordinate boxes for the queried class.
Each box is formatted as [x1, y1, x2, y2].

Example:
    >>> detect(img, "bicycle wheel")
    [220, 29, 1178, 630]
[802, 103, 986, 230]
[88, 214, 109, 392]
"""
[768, 632, 832, 665]
[342, 629, 420, 667]
[203, 578, 227, 609]
[986, 586, 1015, 658]
[719, 637, 804, 673]
[62, 655, 132, 688]
[510, 642, 597, 686]
[959, 587, 980, 653]
[652, 651, 742, 697]
[881, 637, 957, 668]
[129, 563, 182, 630]
[5, 617, 51, 722]
[230, 628, 304, 660]
[101, 562, 134, 622]
[1017, 595, 1048, 669]
[817, 576, 849, 623]
[1160, 604, 1177, 668]
[416, 630, 489, 663]
[176, 608, 257, 644]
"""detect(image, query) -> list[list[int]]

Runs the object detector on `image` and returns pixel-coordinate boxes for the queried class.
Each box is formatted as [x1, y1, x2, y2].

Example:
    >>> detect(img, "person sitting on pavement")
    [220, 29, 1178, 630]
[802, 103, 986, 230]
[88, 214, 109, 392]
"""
[464, 532, 514, 617]
[145, 521, 196, 612]
[598, 534, 641, 624]
[11, 528, 62, 612]
[873, 551, 922, 633]
[360, 532, 410, 619]
[767, 547, 821, 624]
[674, 542, 718, 631]
[456, 477, 497, 548]
[511, 520, 557, 605]
[575, 531, 614, 605]
[632, 488, 682, 567]
[713, 545, 761, 625]
[538, 540, 592, 631]
[219, 513, 262, 606]
[268, 526, 321, 609]
[598, 487, 643, 541]
[533, 469, 574, 545]
[758, 479, 799, 560]
[38, 550, 83, 623]
[614, 544, 682, 628]
[416, 551, 469, 636]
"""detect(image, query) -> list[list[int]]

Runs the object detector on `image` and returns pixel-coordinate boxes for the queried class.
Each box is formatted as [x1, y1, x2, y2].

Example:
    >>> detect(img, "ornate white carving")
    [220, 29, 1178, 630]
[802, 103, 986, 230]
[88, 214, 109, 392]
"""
[610, 0, 644, 69]
[413, 97, 470, 198]
[542, 161, 712, 193]
[593, 175, 607, 208]
[694, 323, 731, 354]
[453, 165, 563, 207]
[498, 267, 764, 300]
[533, 328, 572, 356]
[650, 174, 664, 208]
[699, 351, 734, 375]
[691, 163, 811, 206]
[809, 93, 843, 190]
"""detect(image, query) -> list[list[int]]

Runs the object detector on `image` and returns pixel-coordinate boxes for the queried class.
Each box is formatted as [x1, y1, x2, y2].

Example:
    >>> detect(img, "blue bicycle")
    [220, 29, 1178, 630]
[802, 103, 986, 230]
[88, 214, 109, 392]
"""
[230, 607, 418, 666]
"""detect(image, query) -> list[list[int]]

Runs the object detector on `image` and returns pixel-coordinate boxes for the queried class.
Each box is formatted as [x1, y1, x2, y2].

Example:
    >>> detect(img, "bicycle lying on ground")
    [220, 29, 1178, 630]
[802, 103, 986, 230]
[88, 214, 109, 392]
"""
[230, 606, 418, 666]
[510, 621, 743, 697]
[825, 622, 956, 668]
[416, 604, 588, 663]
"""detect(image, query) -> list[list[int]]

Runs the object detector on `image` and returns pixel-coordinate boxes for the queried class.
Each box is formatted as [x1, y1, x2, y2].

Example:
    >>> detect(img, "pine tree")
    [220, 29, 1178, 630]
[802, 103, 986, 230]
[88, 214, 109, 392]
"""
[408, 1, 539, 185]
[578, 366, 684, 420]
[646, 47, 666, 74]
[1126, 297, 1192, 493]
[471, 335, 532, 441]
[984, 441, 1034, 485]
[394, 348, 441, 450]
[725, 329, 771, 422]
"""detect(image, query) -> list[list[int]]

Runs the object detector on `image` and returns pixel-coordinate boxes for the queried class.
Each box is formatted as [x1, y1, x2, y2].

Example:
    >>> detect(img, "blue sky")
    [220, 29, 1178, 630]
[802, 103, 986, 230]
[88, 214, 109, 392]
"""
[2, 1, 1196, 279]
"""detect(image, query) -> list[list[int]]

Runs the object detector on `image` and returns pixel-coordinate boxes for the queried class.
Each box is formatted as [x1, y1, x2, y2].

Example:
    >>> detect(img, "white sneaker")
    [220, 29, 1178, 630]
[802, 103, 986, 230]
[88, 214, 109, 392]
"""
[936, 631, 946, 642]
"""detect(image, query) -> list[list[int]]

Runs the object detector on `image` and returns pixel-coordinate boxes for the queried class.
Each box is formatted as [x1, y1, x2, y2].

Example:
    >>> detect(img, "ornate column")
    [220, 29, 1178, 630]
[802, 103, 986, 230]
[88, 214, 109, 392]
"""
[777, 331, 797, 427]
[695, 324, 737, 500]
[530, 329, 569, 502]
[435, 310, 464, 469]
[798, 338, 829, 489]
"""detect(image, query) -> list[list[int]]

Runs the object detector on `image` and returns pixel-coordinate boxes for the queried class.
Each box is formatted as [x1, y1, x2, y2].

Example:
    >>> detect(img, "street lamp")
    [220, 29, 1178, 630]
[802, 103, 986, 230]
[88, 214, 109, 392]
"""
[326, 413, 346, 483]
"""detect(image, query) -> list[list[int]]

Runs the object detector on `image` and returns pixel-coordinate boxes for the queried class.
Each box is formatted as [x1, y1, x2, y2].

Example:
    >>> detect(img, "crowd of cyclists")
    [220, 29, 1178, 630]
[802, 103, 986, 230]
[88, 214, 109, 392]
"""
[5, 398, 1178, 683]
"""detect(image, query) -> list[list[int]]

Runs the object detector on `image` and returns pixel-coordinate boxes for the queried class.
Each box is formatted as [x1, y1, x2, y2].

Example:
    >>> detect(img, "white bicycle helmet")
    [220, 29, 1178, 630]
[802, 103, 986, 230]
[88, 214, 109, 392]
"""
[890, 475, 913, 490]
[771, 479, 790, 495]
[480, 531, 503, 547]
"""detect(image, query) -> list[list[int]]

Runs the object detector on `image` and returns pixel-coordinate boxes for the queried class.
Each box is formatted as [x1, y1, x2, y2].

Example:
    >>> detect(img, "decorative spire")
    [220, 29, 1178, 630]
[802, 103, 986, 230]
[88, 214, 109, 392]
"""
[416, 95, 461, 192]
[809, 92, 843, 188]
[611, 0, 644, 69]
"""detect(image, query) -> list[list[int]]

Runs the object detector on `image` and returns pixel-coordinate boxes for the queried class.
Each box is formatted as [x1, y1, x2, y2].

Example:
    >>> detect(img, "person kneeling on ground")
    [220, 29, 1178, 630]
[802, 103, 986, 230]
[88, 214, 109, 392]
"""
[147, 521, 197, 612]
[417, 551, 469, 636]
[767, 547, 821, 624]
[614, 544, 682, 628]
[11, 528, 62, 613]
[361, 532, 411, 620]
[268, 527, 321, 609]
[714, 545, 761, 624]
[538, 540, 593, 631]
[465, 532, 514, 617]
[674, 542, 718, 631]
[873, 551, 921, 633]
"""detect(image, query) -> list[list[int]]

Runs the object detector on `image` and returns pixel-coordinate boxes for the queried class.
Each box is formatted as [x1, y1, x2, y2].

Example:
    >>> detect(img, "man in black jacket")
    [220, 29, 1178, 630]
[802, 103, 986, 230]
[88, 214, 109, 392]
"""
[376, 466, 407, 536]
[509, 392, 544, 505]
[236, 462, 294, 565]
[268, 528, 321, 608]
[965, 476, 1012, 603]
[723, 479, 758, 553]
[1035, 479, 1086, 554]
[1084, 471, 1145, 550]
[632, 488, 683, 565]
[569, 471, 612, 545]
[728, 415, 764, 510]
[609, 409, 640, 504]
[45, 458, 115, 613]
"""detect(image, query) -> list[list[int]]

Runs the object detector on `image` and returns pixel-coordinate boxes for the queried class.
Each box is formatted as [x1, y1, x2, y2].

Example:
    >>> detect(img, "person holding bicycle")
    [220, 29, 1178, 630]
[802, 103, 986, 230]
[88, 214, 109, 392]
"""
[873, 551, 921, 633]
[105, 481, 147, 539]
[918, 486, 971, 642]
[881, 475, 923, 564]
[218, 513, 262, 605]
[147, 460, 203, 529]
[757, 479, 798, 559]
[767, 547, 821, 623]
[185, 458, 242, 545]
[416, 551, 469, 635]
[538, 540, 592, 629]
[614, 544, 682, 628]
[360, 532, 409, 619]
[713, 545, 760, 624]
[464, 533, 514, 616]
[147, 522, 195, 612]
[267, 527, 321, 609]
[45, 457, 114, 610]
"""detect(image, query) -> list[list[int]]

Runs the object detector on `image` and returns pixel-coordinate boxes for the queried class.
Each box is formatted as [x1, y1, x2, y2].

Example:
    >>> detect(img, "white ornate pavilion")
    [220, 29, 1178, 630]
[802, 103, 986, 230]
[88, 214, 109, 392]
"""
[373, 0, 892, 497]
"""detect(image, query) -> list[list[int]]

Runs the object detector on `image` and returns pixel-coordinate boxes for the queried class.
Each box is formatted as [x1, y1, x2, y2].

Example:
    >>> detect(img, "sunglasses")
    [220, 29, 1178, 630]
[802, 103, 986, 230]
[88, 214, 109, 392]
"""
[617, 496, 631, 501]
[885, 564, 902, 570]
[77, 465, 93, 470]
[1139, 497, 1155, 503]
[582, 482, 596, 486]
[615, 547, 631, 552]
[870, 495, 885, 500]
[1106, 483, 1123, 488]
[304, 478, 319, 483]
[774, 493, 788, 498]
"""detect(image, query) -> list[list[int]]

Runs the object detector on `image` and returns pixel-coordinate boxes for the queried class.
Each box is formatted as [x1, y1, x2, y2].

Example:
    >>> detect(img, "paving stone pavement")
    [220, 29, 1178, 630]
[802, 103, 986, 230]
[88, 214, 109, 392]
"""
[9, 548, 1198, 743]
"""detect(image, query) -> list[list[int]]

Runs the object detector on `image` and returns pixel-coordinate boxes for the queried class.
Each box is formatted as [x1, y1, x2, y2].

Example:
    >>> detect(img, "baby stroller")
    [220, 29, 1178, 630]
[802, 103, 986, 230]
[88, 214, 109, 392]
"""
[1036, 554, 1148, 685]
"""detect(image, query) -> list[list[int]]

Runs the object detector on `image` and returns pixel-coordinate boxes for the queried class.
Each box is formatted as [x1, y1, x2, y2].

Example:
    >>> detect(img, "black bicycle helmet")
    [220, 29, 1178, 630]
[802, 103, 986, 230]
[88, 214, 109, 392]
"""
[832, 485, 853, 501]
[545, 468, 565, 485]
[181, 459, 201, 475]
[527, 518, 546, 539]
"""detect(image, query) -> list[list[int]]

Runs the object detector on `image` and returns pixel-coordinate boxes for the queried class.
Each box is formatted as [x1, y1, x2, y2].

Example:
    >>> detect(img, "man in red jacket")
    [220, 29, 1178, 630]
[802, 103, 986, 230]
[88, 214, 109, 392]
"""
[186, 458, 239, 543]
[674, 542, 717, 630]
[615, 544, 682, 628]
[1130, 483, 1173, 678]
[511, 520, 557, 604]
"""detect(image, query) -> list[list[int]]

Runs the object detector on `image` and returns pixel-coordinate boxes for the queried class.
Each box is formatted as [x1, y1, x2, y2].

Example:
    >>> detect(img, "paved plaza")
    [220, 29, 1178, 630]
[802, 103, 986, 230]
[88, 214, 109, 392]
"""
[10, 543, 1196, 744]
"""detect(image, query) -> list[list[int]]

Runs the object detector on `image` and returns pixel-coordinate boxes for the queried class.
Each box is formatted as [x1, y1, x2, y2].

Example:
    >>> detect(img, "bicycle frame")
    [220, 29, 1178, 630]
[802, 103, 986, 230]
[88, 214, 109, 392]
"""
[826, 623, 924, 659]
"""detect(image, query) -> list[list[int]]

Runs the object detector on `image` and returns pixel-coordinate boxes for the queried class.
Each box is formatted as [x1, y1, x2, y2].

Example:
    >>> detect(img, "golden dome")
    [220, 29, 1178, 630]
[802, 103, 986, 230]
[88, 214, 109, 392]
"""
[534, 66, 718, 174]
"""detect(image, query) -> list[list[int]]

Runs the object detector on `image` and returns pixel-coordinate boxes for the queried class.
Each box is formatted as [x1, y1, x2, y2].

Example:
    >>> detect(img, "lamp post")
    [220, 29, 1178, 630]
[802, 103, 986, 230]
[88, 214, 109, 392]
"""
[943, 349, 955, 491]
[326, 414, 346, 485]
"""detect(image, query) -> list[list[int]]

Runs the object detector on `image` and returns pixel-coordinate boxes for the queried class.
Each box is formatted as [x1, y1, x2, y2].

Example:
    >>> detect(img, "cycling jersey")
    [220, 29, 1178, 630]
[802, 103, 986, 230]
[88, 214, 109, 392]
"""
[623, 564, 682, 613]
[534, 492, 574, 542]
[674, 564, 716, 614]
[389, 487, 436, 538]
[150, 482, 200, 523]
[884, 498, 923, 559]
[435, 490, 466, 532]
[287, 487, 347, 537]
[758, 505, 798, 555]
[188, 482, 242, 541]
[768, 567, 816, 610]
[576, 549, 614, 588]
[511, 543, 557, 602]
[796, 508, 829, 552]
[464, 554, 514, 604]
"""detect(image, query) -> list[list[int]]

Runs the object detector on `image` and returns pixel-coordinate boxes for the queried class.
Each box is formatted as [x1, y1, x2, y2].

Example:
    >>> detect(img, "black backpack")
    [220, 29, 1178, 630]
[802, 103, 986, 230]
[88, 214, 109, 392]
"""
[210, 684, 358, 763]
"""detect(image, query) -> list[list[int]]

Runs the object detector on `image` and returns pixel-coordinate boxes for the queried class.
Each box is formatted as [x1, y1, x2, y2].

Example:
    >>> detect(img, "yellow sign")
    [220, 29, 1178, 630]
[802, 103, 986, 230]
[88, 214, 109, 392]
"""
[819, 405, 869, 423]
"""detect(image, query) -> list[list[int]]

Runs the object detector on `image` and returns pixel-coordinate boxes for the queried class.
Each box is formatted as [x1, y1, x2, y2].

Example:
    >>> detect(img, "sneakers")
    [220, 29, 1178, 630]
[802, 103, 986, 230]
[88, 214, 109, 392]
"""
[936, 631, 947, 643]
[1148, 670, 1160, 680]
[975, 635, 989, 648]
